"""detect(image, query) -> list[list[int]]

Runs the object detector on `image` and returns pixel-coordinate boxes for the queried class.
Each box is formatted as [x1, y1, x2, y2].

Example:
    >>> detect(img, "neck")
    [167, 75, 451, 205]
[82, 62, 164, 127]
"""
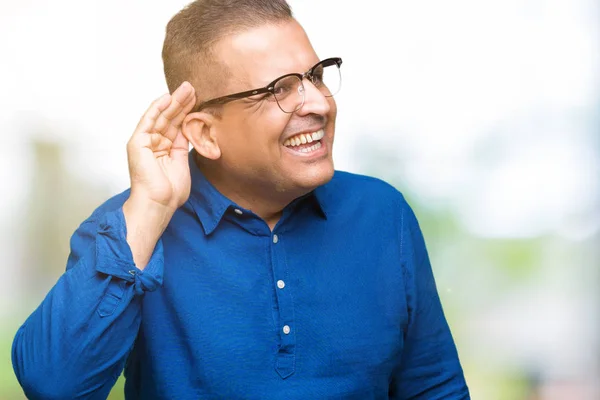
[196, 158, 304, 231]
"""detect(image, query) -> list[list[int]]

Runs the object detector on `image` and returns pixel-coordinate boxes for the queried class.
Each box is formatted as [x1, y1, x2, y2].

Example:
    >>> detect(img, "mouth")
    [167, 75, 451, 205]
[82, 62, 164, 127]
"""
[282, 129, 325, 154]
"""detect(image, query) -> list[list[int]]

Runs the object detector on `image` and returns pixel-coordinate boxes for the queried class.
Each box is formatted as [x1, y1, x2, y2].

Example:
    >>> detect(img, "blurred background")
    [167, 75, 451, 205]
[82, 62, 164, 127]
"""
[1, 0, 598, 398]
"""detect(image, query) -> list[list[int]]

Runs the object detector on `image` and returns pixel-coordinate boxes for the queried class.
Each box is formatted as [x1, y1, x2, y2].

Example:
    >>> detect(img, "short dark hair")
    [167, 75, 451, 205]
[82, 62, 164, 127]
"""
[162, 0, 293, 107]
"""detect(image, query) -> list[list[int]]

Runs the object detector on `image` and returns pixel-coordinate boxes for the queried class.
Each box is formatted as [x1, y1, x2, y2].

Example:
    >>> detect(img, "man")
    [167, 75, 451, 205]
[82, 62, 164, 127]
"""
[12, 0, 470, 399]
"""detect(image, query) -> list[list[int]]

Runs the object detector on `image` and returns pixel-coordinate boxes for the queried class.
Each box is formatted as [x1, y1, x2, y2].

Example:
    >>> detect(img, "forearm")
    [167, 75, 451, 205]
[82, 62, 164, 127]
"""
[13, 269, 141, 399]
[12, 207, 164, 400]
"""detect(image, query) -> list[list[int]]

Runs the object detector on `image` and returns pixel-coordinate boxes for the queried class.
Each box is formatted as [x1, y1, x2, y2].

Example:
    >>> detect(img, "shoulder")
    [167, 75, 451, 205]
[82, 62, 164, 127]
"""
[323, 172, 426, 256]
[316, 171, 412, 220]
[322, 170, 408, 207]
[70, 189, 131, 234]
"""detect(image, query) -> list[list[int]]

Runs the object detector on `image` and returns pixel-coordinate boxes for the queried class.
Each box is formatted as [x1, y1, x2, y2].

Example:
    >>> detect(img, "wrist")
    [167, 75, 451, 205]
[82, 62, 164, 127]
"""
[123, 195, 175, 235]
[122, 195, 174, 270]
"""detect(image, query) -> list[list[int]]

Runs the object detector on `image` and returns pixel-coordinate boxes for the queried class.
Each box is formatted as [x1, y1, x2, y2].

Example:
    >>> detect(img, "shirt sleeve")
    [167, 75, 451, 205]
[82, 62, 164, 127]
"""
[12, 207, 164, 400]
[389, 202, 470, 399]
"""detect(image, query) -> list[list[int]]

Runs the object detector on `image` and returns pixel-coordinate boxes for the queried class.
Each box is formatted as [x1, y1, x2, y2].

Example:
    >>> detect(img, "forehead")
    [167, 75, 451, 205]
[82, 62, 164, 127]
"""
[216, 20, 319, 88]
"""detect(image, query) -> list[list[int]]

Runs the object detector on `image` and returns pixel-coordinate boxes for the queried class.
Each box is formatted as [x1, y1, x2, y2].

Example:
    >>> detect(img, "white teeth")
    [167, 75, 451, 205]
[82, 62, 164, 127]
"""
[311, 129, 325, 141]
[299, 141, 322, 153]
[284, 129, 325, 147]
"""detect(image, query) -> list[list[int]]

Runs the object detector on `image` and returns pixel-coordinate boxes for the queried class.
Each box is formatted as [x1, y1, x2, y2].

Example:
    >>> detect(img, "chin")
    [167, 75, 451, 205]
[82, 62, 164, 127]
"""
[295, 162, 335, 191]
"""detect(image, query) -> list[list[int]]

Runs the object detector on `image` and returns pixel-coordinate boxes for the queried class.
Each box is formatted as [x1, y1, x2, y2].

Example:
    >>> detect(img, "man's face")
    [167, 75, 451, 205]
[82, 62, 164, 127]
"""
[211, 19, 337, 197]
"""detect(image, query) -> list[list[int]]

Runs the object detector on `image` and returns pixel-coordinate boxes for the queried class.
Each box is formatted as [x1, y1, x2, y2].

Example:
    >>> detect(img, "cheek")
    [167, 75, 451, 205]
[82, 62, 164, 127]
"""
[250, 109, 291, 148]
[222, 110, 290, 159]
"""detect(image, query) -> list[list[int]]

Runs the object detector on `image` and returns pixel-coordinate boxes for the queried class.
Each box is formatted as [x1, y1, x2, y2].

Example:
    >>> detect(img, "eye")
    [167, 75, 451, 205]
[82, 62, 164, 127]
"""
[273, 85, 291, 96]
[272, 76, 300, 99]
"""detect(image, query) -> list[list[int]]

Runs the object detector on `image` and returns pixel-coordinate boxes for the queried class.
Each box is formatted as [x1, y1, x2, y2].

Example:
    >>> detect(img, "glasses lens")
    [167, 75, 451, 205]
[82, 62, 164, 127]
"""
[311, 62, 341, 97]
[273, 75, 304, 113]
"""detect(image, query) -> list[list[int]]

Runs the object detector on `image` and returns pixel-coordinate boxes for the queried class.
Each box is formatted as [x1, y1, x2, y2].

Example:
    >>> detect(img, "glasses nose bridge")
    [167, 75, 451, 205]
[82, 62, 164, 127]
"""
[301, 69, 313, 83]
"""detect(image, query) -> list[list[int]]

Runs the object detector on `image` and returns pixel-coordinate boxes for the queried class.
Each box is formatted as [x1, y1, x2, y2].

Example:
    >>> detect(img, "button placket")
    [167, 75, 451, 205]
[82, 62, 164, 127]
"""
[269, 232, 296, 379]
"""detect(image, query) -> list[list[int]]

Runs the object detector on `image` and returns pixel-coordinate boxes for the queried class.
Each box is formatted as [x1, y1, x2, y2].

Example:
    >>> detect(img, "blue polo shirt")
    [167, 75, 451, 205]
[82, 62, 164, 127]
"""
[13, 151, 469, 399]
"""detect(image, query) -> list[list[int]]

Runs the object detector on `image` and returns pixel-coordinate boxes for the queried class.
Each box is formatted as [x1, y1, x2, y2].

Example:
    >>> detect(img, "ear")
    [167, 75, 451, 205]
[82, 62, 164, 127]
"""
[182, 112, 221, 160]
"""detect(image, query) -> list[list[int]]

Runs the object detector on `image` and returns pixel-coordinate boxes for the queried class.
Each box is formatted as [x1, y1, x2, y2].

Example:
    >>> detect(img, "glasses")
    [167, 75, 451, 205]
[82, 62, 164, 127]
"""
[195, 57, 343, 113]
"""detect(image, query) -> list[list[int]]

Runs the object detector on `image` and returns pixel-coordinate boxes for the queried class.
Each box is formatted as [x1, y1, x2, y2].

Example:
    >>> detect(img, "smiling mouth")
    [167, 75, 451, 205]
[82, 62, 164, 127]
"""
[283, 129, 325, 154]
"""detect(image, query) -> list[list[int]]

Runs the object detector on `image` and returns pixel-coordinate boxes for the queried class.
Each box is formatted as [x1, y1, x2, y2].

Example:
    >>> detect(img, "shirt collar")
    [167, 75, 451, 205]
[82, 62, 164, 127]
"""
[304, 184, 329, 220]
[187, 150, 237, 235]
[187, 150, 329, 235]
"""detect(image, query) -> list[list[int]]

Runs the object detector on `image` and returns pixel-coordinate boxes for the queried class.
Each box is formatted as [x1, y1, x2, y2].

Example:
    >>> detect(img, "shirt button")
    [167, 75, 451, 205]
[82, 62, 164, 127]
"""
[234, 209, 243, 215]
[272, 234, 279, 244]
[277, 280, 285, 289]
[282, 325, 291, 335]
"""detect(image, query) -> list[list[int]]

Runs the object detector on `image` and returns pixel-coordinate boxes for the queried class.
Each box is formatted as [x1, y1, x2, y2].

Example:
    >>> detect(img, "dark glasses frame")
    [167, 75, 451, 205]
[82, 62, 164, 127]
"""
[194, 57, 342, 112]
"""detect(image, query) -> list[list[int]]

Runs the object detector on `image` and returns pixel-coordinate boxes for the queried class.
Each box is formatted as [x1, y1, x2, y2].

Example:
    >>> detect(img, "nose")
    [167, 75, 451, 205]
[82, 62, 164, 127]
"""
[295, 79, 331, 116]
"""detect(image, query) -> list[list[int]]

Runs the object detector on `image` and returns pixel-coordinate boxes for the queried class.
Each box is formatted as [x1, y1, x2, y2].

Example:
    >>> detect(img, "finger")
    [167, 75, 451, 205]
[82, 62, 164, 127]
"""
[163, 92, 197, 137]
[153, 83, 195, 135]
[171, 130, 190, 153]
[153, 88, 196, 139]
[155, 94, 196, 143]
[134, 93, 171, 135]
